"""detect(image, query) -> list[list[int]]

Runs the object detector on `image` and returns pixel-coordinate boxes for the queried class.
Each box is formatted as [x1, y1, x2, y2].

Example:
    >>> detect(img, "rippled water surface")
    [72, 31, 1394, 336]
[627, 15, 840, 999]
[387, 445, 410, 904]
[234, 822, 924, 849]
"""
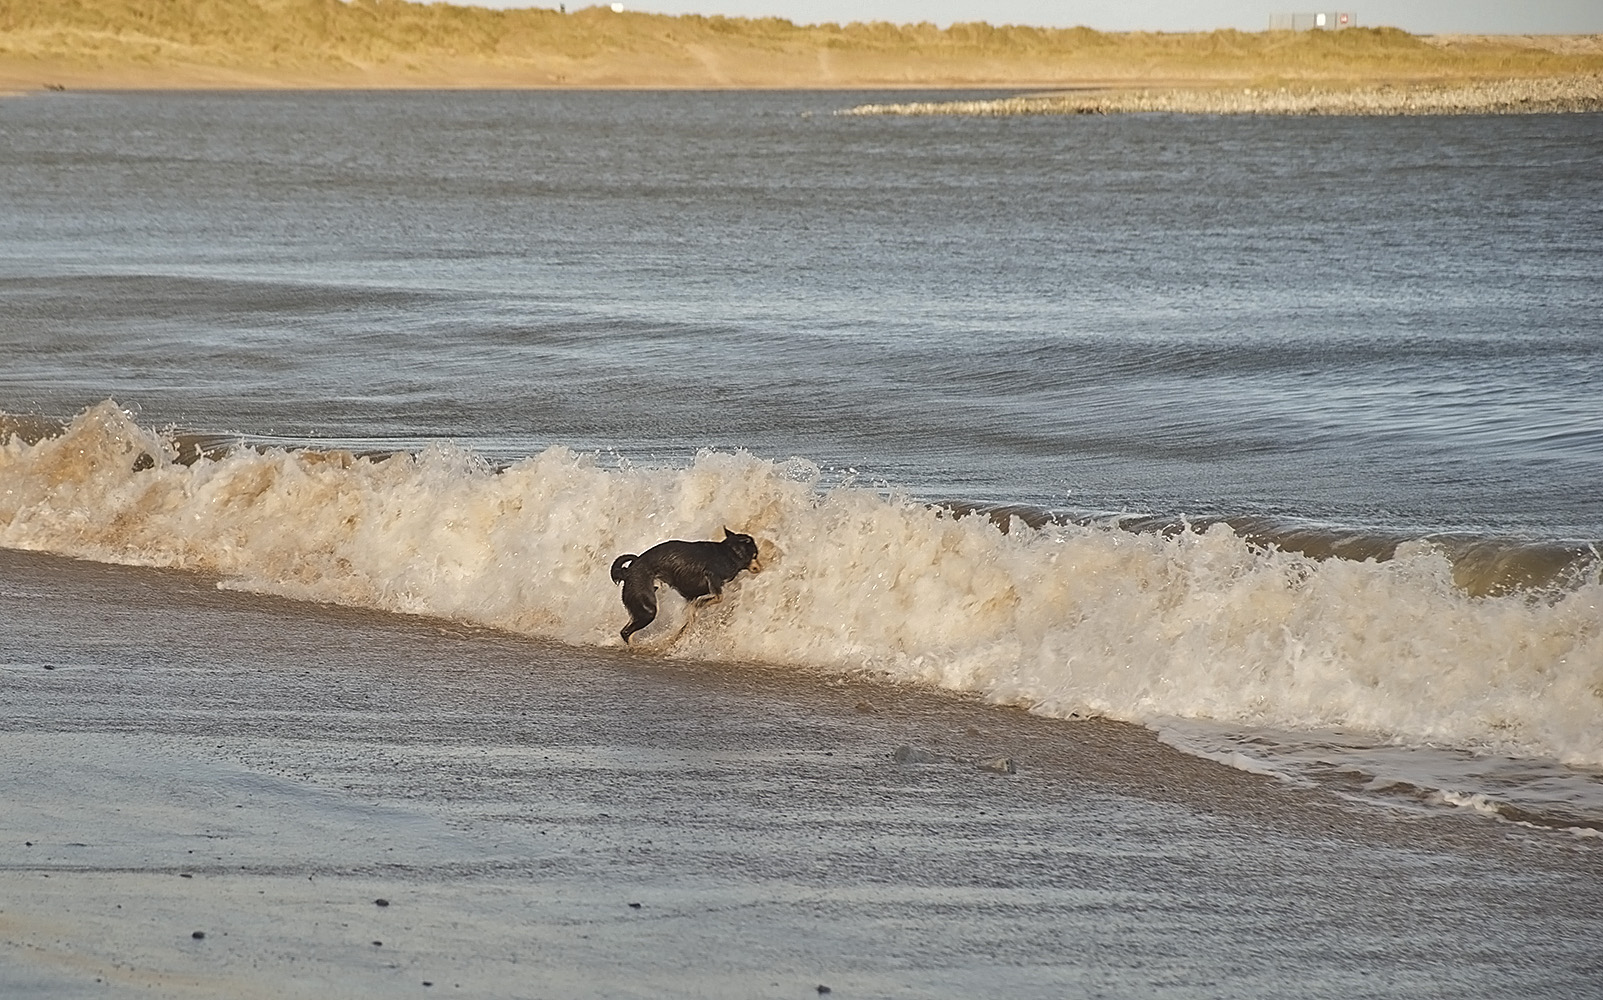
[3, 90, 1600, 537]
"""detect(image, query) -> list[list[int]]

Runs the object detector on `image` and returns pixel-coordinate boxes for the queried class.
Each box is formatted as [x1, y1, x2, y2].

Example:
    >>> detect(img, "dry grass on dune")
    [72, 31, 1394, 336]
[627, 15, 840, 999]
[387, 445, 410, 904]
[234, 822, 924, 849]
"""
[1, 0, 1600, 89]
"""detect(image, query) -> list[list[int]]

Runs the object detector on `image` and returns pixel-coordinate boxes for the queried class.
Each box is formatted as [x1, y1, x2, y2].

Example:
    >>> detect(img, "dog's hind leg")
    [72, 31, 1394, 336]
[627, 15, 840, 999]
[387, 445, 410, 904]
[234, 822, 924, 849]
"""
[619, 573, 659, 644]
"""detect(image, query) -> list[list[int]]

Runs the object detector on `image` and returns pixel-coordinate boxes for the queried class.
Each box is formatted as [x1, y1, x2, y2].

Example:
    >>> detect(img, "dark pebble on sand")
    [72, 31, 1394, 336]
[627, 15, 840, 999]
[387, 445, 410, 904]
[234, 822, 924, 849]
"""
[375, 898, 390, 907]
[191, 931, 205, 940]
[373, 941, 383, 947]
[817, 986, 832, 995]
[628, 902, 642, 909]
[42, 664, 55, 670]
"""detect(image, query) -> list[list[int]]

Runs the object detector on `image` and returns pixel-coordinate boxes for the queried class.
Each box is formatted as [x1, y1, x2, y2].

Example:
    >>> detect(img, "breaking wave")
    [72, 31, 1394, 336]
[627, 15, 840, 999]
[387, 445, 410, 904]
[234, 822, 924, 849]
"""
[5, 402, 1602, 771]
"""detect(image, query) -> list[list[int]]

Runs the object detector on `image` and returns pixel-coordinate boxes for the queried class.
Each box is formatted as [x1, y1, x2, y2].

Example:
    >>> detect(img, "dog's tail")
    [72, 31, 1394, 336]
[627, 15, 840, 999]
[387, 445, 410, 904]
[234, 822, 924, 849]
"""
[610, 554, 637, 584]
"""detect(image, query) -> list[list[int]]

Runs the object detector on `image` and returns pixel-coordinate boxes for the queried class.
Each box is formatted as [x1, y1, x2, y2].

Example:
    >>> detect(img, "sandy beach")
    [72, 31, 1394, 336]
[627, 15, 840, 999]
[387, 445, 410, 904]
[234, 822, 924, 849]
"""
[3, 546, 1600, 998]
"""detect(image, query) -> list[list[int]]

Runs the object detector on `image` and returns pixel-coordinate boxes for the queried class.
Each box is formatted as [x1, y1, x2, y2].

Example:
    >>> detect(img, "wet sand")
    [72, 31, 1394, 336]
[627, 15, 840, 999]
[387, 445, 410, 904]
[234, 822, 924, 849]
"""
[2, 547, 1600, 998]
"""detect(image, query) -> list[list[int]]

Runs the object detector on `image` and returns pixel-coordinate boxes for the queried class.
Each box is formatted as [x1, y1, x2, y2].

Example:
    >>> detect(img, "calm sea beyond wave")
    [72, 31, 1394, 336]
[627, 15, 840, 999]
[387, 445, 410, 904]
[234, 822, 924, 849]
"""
[2, 85, 1601, 859]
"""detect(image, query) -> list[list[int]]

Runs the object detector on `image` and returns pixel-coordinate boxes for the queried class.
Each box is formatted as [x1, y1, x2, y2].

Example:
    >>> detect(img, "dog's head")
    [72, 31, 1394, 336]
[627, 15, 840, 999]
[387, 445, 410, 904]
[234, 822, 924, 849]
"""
[722, 527, 762, 573]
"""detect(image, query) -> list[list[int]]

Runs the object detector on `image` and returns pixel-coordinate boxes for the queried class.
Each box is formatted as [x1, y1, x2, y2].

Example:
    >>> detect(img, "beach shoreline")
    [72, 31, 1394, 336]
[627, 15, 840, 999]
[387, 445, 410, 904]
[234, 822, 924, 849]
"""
[3, 545, 1600, 997]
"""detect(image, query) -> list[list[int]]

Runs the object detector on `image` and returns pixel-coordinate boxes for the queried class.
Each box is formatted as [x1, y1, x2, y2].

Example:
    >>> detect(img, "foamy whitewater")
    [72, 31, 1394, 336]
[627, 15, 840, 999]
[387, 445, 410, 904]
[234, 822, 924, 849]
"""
[6, 404, 1599, 783]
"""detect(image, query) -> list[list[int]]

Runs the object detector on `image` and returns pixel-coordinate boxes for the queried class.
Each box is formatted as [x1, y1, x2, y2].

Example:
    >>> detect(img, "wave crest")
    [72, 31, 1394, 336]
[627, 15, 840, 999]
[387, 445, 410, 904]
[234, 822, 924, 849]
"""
[5, 401, 1601, 766]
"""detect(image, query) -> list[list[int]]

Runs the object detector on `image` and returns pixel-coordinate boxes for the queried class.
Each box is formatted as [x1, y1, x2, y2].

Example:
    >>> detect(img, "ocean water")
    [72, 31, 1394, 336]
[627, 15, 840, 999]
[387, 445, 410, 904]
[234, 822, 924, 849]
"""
[2, 90, 1600, 831]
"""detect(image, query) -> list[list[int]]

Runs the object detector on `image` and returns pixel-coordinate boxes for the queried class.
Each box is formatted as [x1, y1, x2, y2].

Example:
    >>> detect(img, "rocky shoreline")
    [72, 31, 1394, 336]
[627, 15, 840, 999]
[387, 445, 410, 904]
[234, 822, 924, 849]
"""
[842, 75, 1603, 117]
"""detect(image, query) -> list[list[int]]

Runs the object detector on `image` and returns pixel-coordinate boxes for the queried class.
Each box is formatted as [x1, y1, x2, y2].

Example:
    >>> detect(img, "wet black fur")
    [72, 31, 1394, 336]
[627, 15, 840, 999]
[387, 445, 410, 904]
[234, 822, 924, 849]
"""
[610, 529, 761, 643]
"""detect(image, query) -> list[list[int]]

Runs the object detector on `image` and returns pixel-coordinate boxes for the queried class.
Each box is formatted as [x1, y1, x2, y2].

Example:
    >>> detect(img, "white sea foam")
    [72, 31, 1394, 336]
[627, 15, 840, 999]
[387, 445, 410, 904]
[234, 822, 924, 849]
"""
[5, 402, 1602, 769]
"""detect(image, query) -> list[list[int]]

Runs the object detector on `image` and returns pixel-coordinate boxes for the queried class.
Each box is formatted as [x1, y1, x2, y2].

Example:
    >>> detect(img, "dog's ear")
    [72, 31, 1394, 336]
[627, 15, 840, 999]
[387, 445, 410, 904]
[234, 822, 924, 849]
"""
[723, 526, 733, 538]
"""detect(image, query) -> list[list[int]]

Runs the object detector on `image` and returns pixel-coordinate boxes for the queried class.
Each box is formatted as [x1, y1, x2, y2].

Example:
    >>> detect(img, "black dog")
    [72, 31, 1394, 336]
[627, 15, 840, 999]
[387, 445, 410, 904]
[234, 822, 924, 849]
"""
[610, 528, 762, 643]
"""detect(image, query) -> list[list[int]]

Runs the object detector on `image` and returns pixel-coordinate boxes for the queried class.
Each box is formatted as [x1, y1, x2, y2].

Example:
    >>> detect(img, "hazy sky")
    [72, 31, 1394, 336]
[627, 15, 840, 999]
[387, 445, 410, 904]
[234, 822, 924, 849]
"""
[477, 2, 1603, 35]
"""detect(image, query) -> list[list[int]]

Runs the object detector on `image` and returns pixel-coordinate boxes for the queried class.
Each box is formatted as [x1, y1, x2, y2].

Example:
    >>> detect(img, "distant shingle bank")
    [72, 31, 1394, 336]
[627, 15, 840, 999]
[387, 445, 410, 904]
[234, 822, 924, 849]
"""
[841, 75, 1603, 116]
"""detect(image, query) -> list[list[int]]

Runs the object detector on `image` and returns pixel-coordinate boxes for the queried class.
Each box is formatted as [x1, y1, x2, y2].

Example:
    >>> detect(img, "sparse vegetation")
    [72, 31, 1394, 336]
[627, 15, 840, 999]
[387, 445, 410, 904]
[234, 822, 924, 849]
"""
[1, 0, 1599, 90]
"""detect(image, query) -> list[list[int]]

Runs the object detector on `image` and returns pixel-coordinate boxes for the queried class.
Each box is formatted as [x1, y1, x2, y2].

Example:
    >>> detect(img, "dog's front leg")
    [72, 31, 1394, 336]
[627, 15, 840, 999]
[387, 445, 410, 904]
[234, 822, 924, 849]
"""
[669, 591, 717, 644]
[694, 573, 723, 607]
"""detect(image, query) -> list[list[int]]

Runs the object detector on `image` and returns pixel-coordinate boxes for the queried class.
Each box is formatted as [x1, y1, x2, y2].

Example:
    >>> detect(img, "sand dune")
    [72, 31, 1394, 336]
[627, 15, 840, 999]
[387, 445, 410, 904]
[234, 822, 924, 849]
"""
[1, 0, 1600, 92]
